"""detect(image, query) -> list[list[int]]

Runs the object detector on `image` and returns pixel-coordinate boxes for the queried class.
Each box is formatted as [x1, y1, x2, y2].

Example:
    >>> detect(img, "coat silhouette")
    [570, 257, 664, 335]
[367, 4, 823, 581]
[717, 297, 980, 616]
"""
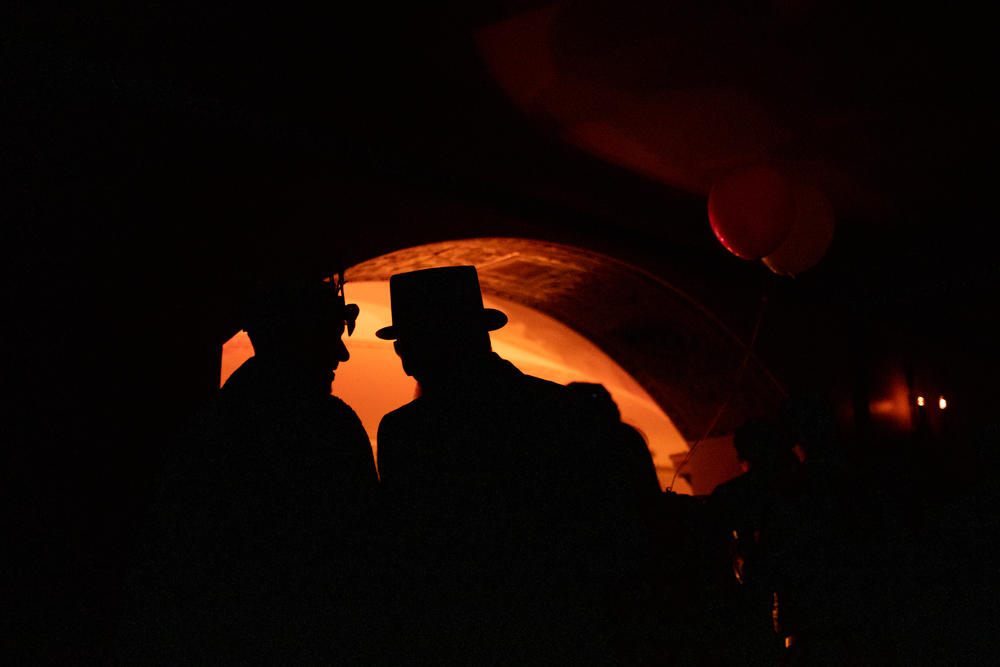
[114, 280, 380, 665]
[379, 354, 660, 664]
[374, 266, 660, 665]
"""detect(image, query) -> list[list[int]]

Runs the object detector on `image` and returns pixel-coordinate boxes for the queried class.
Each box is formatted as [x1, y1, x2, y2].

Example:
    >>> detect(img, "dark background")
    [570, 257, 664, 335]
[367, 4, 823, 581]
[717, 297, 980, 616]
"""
[4, 1, 997, 662]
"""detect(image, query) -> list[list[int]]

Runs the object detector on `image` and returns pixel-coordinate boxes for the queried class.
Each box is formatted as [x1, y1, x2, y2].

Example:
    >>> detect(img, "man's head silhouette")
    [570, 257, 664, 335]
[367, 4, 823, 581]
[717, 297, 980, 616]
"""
[244, 278, 357, 387]
[377, 266, 507, 388]
[779, 392, 837, 460]
[733, 417, 793, 473]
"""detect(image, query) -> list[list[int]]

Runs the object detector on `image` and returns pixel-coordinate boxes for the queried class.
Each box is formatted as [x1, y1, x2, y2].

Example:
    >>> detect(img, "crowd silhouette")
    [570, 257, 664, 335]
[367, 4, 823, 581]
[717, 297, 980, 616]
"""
[109, 265, 997, 666]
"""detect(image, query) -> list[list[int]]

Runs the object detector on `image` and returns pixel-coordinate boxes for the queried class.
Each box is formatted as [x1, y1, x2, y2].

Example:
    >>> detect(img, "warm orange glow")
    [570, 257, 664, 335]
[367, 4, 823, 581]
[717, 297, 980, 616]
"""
[220, 280, 693, 494]
[868, 375, 913, 429]
[938, 396, 947, 410]
[869, 399, 898, 416]
[220, 330, 254, 387]
[916, 395, 925, 407]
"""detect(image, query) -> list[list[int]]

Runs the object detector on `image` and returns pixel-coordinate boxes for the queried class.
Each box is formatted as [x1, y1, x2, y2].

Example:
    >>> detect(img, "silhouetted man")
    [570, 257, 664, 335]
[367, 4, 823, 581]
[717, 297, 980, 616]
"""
[773, 394, 875, 665]
[708, 418, 800, 667]
[565, 382, 663, 514]
[375, 266, 659, 665]
[115, 277, 380, 665]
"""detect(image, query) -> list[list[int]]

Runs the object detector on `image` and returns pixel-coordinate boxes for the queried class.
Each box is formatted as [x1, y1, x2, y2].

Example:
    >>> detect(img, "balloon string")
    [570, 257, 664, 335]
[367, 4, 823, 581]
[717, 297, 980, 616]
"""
[668, 270, 775, 492]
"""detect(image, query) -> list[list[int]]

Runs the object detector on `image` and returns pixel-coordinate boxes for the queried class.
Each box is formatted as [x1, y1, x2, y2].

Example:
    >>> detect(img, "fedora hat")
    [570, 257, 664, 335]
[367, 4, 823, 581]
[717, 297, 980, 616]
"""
[375, 265, 508, 340]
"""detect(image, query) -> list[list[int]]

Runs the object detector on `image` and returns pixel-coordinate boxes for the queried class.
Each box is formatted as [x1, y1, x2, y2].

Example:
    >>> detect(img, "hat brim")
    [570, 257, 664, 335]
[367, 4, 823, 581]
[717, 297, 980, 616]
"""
[375, 308, 508, 340]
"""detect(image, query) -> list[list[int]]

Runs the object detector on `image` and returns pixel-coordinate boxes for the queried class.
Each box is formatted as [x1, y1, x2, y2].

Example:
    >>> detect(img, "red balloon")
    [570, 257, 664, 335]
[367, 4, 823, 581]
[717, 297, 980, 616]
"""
[762, 185, 835, 276]
[708, 166, 795, 260]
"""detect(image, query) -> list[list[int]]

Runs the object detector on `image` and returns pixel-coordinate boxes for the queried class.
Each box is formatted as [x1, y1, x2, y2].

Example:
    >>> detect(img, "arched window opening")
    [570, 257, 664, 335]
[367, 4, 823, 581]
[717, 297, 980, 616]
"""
[222, 237, 788, 496]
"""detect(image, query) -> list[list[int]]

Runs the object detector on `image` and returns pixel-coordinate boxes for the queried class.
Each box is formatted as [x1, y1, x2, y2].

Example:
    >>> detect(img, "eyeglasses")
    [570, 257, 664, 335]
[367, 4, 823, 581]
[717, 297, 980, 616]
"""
[331, 270, 359, 337]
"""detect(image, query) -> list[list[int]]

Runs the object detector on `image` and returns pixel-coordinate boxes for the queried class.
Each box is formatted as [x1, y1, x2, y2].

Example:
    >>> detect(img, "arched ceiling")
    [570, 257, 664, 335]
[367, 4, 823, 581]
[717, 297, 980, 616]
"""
[9, 0, 995, 324]
[475, 0, 993, 225]
[7, 0, 998, 448]
[349, 238, 786, 440]
[9, 1, 996, 284]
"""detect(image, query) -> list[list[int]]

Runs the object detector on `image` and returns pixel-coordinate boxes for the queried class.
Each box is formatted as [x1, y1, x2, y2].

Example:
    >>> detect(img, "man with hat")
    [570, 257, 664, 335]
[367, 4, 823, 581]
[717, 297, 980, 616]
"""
[115, 276, 384, 665]
[375, 266, 661, 665]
